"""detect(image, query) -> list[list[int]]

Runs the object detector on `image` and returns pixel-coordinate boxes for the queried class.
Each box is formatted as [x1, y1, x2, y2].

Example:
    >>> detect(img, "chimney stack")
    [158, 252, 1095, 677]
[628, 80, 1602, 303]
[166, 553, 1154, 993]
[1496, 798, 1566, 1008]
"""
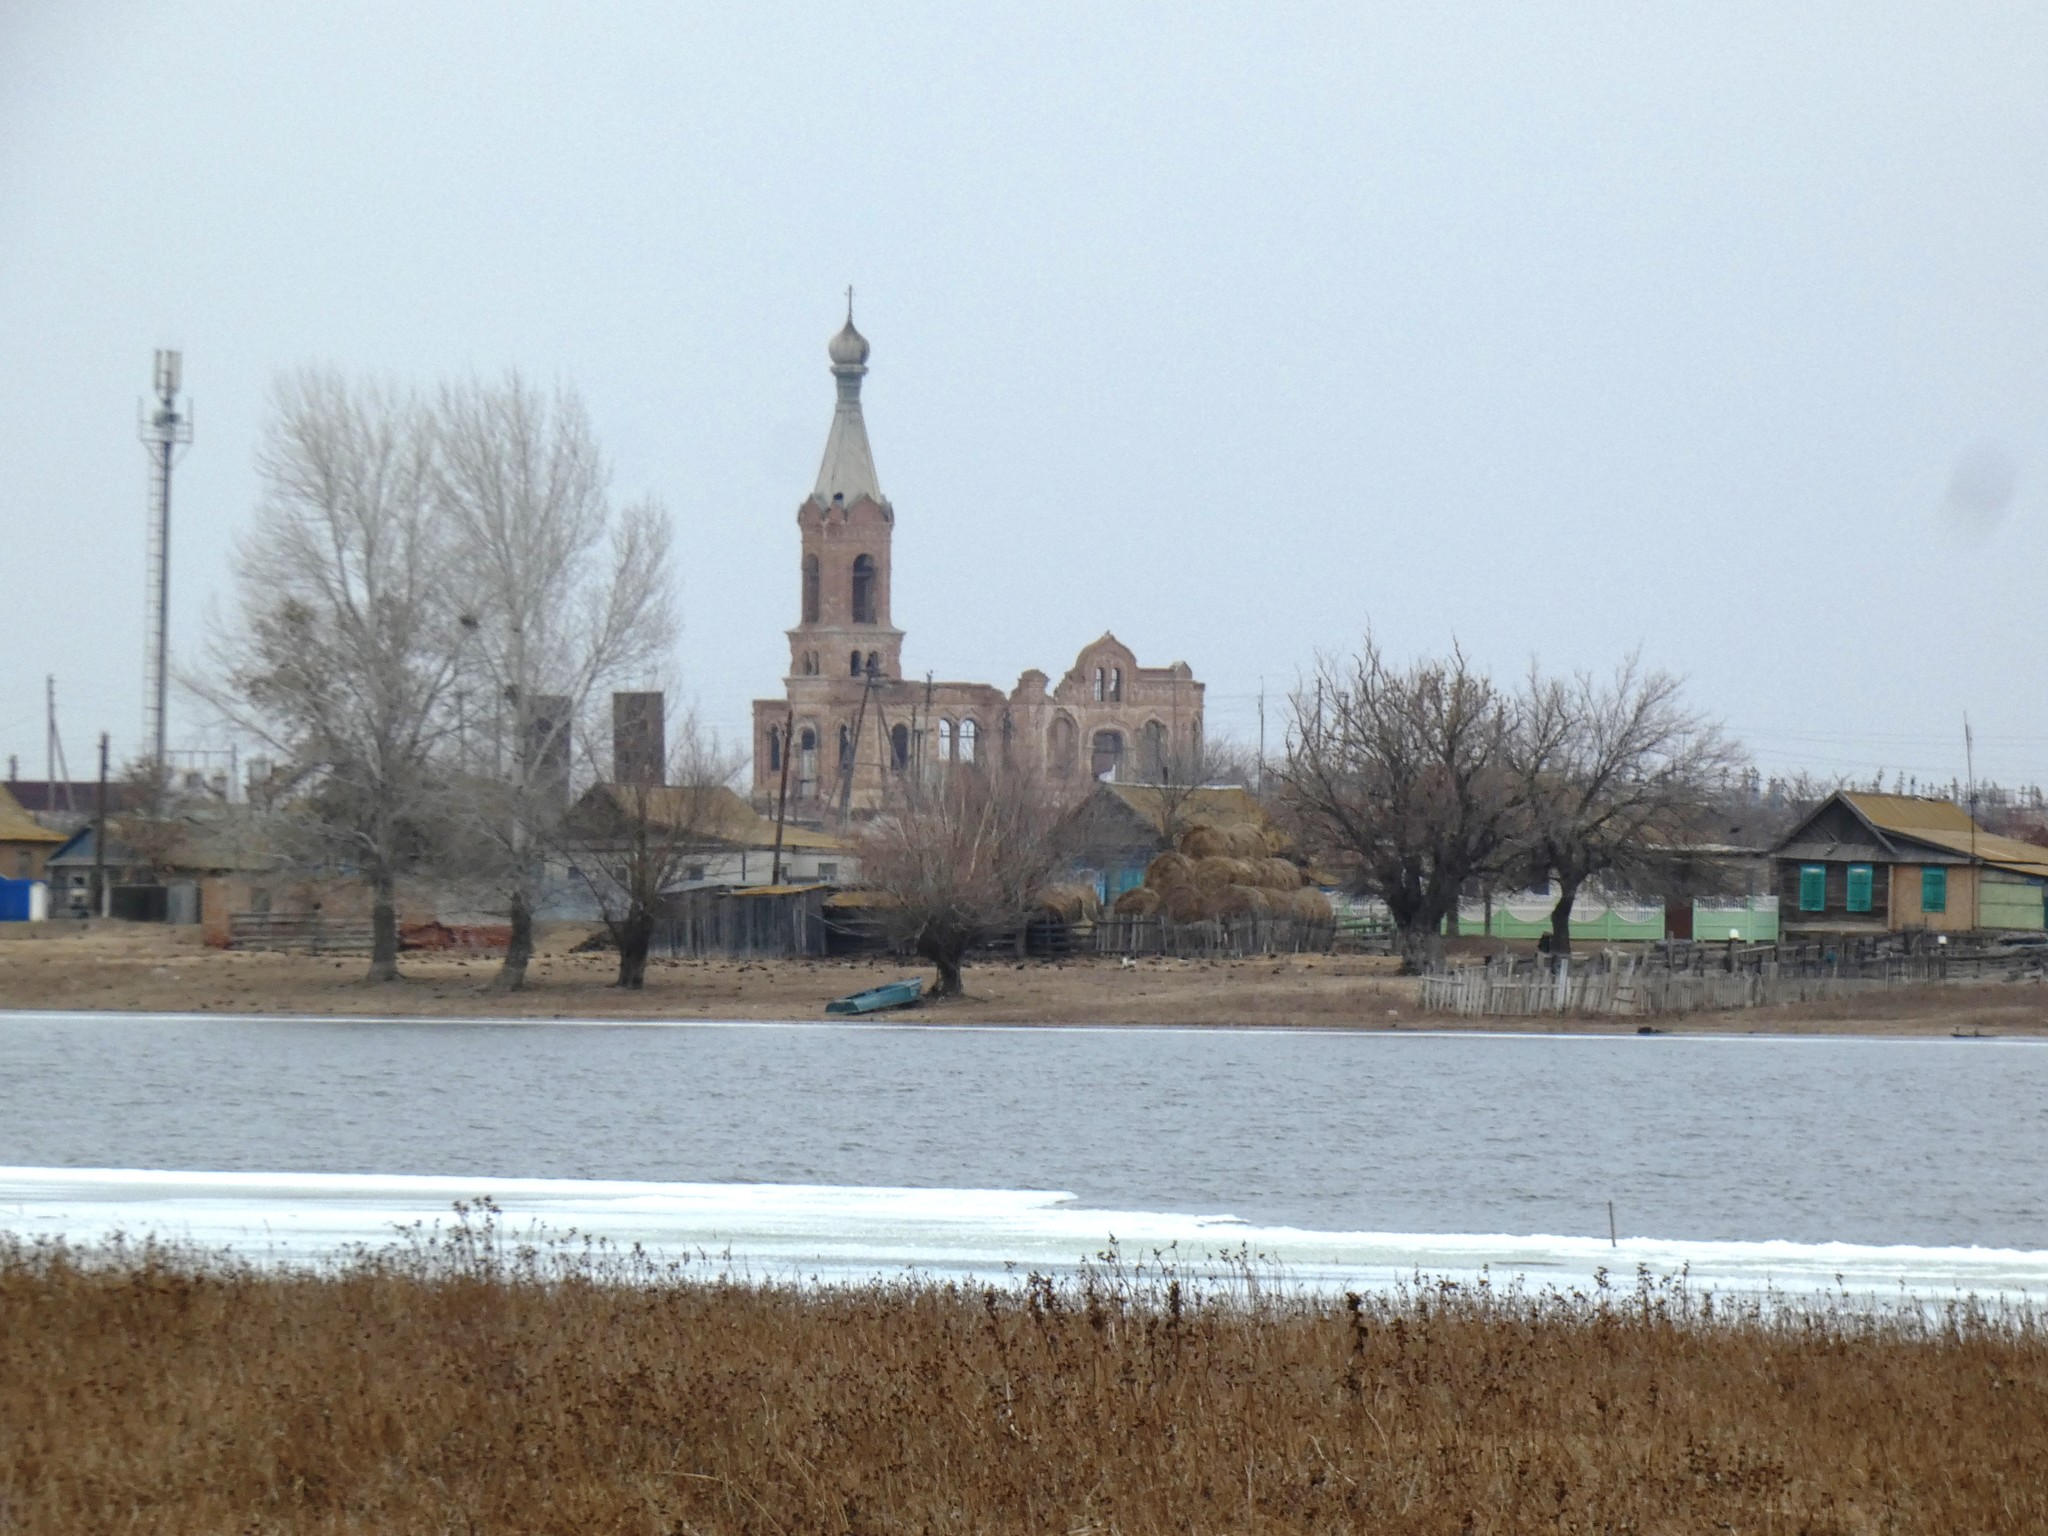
[612, 692, 666, 786]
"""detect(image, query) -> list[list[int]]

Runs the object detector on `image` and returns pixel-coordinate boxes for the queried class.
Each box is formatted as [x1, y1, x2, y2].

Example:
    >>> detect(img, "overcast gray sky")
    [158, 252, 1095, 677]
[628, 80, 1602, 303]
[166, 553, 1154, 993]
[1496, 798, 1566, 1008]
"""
[3, 5, 2044, 790]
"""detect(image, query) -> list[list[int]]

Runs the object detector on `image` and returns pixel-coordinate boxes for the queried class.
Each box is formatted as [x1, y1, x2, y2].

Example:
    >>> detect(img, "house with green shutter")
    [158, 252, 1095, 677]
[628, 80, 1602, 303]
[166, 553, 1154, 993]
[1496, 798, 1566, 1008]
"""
[1772, 791, 2048, 938]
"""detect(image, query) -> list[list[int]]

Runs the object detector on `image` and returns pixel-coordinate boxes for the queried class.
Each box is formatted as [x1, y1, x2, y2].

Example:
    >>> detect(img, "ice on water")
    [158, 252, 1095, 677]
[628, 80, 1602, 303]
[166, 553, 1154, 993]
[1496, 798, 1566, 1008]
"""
[3, 1166, 2041, 1302]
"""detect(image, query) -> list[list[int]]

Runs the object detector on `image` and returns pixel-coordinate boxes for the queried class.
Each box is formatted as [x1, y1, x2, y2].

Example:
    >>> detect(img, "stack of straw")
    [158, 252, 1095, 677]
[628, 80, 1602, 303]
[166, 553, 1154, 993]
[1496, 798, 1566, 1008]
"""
[1111, 822, 1331, 923]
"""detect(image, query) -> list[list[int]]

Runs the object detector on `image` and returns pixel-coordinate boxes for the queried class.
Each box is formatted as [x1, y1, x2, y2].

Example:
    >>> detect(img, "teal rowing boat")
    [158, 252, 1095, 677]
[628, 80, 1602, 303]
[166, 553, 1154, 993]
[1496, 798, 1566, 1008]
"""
[825, 977, 926, 1015]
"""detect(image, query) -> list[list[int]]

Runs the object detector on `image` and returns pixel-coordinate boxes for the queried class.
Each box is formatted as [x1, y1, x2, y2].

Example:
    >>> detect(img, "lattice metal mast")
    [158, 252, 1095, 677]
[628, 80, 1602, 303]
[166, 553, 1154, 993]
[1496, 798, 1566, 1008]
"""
[138, 349, 192, 773]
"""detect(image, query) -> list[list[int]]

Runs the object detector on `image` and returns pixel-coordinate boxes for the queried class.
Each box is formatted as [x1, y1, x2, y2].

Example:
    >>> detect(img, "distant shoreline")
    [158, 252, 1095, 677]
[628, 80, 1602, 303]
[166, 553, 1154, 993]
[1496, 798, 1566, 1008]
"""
[2, 923, 2044, 1037]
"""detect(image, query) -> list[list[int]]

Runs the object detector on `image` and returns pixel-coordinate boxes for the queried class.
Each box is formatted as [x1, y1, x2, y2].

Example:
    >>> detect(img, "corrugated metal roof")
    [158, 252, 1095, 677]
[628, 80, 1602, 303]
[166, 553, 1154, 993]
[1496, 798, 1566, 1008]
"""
[1842, 791, 2048, 881]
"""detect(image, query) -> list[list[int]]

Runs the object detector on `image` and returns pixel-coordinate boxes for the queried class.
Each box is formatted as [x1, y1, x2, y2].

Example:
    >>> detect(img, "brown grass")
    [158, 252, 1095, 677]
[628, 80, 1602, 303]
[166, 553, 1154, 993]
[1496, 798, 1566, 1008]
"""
[2, 924, 2043, 1034]
[2, 1228, 2043, 1534]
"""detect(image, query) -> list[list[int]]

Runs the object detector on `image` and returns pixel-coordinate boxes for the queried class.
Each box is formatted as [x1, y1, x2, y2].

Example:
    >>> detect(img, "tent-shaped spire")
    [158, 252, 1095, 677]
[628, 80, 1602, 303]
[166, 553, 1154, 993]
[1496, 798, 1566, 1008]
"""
[813, 298, 884, 503]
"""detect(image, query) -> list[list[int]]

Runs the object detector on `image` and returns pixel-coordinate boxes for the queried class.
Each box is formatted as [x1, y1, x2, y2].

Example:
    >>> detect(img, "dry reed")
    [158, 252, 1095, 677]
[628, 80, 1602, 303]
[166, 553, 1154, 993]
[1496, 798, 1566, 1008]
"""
[3, 1222, 2043, 1535]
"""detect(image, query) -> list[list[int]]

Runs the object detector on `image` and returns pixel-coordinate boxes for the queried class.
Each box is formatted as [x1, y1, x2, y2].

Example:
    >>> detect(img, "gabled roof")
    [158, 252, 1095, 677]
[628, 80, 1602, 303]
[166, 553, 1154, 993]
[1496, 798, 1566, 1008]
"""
[0, 787, 63, 845]
[1100, 781, 1266, 832]
[1777, 791, 2048, 881]
[580, 783, 849, 852]
[44, 825, 145, 867]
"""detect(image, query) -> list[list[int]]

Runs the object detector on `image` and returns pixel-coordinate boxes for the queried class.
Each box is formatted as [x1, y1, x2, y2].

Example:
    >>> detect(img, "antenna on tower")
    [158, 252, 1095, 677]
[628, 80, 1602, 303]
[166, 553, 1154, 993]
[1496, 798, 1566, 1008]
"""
[138, 349, 193, 785]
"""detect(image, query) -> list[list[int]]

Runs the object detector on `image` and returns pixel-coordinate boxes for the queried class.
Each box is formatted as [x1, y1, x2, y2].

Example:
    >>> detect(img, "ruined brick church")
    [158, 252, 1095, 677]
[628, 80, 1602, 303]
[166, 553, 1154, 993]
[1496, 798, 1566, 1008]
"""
[751, 308, 1204, 819]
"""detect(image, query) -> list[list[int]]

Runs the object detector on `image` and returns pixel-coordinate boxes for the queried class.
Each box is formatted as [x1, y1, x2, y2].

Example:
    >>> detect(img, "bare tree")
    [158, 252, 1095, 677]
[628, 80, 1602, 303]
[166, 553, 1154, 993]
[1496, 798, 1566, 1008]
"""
[1514, 656, 1744, 955]
[1278, 638, 1518, 971]
[563, 713, 740, 989]
[1139, 727, 1257, 851]
[434, 374, 675, 991]
[856, 762, 1068, 998]
[197, 372, 462, 981]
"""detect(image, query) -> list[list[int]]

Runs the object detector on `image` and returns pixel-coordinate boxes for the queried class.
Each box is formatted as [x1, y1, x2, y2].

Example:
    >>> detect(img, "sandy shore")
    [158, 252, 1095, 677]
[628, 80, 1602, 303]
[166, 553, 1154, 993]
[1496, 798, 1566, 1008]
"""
[1, 921, 2044, 1034]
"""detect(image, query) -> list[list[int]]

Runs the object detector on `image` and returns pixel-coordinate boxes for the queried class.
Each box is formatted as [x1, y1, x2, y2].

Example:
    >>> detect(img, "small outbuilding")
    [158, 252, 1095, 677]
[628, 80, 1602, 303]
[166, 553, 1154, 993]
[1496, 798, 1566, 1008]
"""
[1771, 791, 2048, 937]
[1060, 782, 1272, 903]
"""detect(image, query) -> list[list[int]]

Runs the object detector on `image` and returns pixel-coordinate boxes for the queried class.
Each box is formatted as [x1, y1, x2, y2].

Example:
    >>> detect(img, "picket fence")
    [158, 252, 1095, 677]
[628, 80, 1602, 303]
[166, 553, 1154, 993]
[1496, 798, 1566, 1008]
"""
[1092, 914, 1337, 959]
[1421, 950, 2047, 1018]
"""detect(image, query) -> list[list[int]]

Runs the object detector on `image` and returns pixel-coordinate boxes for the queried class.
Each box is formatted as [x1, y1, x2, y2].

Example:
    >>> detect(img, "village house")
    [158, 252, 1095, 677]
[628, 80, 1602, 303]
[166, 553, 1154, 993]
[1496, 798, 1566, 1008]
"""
[0, 786, 64, 883]
[1771, 790, 2048, 937]
[750, 307, 1204, 821]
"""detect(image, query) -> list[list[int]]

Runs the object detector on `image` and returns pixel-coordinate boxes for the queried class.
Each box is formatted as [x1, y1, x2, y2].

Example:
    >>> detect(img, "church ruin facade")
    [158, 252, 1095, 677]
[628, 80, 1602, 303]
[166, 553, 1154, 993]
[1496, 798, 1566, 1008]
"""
[751, 310, 1204, 820]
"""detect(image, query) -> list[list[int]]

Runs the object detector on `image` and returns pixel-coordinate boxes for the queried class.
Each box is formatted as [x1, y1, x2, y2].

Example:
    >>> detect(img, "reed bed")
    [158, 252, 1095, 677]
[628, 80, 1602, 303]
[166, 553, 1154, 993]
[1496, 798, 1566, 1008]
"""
[2, 1219, 2043, 1534]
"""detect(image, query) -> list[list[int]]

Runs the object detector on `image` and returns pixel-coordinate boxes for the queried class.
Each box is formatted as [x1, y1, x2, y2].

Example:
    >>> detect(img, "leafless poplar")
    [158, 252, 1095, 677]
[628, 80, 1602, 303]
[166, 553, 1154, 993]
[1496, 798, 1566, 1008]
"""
[196, 371, 461, 980]
[434, 373, 675, 990]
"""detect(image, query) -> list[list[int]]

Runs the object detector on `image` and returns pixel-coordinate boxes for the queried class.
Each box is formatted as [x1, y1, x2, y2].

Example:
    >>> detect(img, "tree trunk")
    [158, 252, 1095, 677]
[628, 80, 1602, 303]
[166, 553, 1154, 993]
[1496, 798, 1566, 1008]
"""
[1548, 875, 1582, 961]
[614, 910, 653, 990]
[919, 932, 967, 998]
[1396, 920, 1442, 976]
[367, 871, 401, 983]
[491, 886, 533, 992]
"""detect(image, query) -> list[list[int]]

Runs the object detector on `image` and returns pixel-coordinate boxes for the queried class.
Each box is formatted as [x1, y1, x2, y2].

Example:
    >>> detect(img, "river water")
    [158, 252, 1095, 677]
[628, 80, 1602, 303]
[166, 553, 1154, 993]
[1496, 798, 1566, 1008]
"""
[2, 1011, 2044, 1297]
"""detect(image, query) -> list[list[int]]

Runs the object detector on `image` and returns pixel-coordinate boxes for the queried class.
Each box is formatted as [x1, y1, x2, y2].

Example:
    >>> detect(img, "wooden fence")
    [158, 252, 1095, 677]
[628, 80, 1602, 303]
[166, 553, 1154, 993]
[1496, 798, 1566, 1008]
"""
[655, 886, 830, 959]
[1422, 949, 2048, 1018]
[1092, 914, 1336, 959]
[227, 912, 375, 953]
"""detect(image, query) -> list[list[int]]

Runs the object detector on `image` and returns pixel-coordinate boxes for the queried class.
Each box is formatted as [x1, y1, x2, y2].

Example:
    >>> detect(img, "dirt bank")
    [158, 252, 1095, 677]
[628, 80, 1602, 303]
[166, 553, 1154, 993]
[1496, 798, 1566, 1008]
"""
[1, 921, 2044, 1034]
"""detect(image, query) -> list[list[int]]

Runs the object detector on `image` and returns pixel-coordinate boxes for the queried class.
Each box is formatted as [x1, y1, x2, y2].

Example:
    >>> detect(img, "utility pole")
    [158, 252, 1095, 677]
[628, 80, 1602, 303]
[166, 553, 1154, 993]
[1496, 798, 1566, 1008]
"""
[93, 734, 109, 919]
[45, 676, 72, 813]
[139, 349, 192, 785]
[1256, 677, 1266, 794]
[770, 707, 794, 885]
[1965, 715, 1979, 930]
[836, 660, 879, 825]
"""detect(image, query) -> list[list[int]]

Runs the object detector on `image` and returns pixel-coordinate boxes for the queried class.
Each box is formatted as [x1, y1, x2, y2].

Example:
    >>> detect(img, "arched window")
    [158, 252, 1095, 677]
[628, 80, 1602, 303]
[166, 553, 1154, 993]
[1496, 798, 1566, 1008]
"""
[958, 718, 978, 763]
[937, 718, 954, 760]
[866, 650, 880, 676]
[1142, 720, 1166, 778]
[890, 723, 910, 770]
[850, 650, 862, 677]
[801, 554, 820, 624]
[767, 727, 782, 773]
[798, 726, 819, 798]
[1048, 715, 1078, 776]
[1092, 667, 1106, 702]
[1109, 667, 1123, 702]
[851, 554, 876, 624]
[839, 723, 854, 767]
[1092, 730, 1125, 781]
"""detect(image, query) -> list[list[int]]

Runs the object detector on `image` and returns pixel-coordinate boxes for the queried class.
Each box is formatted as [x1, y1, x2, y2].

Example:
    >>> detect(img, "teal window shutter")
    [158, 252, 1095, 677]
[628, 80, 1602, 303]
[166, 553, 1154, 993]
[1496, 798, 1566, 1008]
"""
[1921, 866, 1947, 914]
[1846, 865, 1873, 913]
[1799, 864, 1826, 912]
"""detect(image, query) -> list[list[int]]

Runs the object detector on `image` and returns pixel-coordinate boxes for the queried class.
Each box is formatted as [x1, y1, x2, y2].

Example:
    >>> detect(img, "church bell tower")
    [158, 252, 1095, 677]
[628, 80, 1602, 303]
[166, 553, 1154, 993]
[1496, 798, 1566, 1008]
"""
[787, 300, 902, 684]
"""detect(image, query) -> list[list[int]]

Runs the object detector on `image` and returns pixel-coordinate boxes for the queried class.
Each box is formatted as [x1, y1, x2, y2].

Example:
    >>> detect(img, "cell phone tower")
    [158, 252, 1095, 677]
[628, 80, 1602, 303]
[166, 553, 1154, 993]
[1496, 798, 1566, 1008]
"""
[138, 349, 192, 777]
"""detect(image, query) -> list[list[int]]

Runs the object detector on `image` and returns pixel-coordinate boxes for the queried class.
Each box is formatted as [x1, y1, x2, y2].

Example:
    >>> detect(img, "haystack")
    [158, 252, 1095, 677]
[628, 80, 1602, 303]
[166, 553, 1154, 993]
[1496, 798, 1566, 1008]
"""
[1112, 885, 1163, 917]
[1255, 857, 1306, 891]
[1144, 850, 1196, 891]
[1209, 884, 1272, 918]
[1284, 887, 1333, 921]
[1036, 883, 1102, 923]
[1190, 855, 1262, 890]
[1163, 884, 1213, 924]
